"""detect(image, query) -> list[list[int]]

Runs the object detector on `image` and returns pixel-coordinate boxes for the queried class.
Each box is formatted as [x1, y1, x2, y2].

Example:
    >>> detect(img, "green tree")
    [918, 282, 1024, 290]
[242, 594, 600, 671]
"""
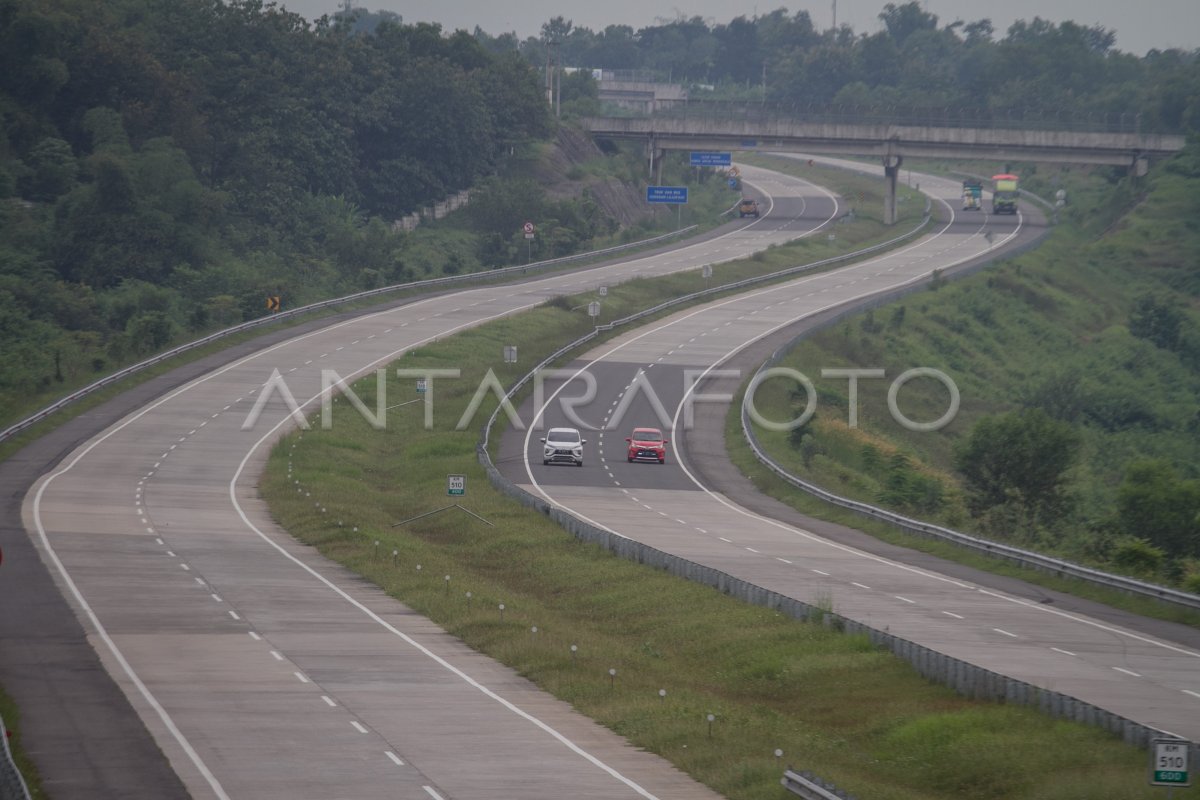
[22, 137, 77, 201]
[1116, 460, 1200, 559]
[954, 409, 1081, 519]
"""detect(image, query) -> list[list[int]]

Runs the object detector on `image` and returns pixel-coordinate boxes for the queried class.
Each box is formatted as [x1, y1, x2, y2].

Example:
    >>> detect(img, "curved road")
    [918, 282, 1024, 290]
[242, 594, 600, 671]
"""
[11, 165, 836, 799]
[497, 162, 1200, 745]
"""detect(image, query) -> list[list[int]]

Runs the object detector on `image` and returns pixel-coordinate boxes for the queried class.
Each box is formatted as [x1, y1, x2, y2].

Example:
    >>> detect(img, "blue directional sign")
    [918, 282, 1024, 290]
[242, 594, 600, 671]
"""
[689, 151, 732, 167]
[646, 186, 689, 204]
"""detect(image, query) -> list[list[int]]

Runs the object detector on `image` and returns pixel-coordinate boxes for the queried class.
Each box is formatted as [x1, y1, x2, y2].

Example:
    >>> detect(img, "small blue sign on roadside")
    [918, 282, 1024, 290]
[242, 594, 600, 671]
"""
[689, 152, 732, 167]
[646, 186, 688, 204]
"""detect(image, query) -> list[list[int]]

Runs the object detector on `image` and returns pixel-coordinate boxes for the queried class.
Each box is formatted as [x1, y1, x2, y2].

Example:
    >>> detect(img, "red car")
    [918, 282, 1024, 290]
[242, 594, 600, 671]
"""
[626, 427, 669, 463]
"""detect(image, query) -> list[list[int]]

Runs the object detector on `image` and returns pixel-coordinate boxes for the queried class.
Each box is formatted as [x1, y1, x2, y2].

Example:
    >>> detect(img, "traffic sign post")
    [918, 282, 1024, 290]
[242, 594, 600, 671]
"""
[646, 186, 688, 204]
[1151, 739, 1191, 789]
[523, 221, 535, 263]
[416, 379, 427, 394]
[689, 152, 732, 167]
[447, 474, 465, 497]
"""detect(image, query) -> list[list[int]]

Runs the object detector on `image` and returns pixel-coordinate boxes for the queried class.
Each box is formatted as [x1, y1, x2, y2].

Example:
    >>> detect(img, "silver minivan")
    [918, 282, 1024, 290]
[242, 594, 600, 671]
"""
[541, 427, 586, 466]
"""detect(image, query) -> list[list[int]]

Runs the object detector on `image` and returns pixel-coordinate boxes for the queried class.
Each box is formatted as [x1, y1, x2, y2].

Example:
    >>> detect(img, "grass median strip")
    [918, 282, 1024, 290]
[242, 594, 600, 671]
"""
[262, 220, 1181, 799]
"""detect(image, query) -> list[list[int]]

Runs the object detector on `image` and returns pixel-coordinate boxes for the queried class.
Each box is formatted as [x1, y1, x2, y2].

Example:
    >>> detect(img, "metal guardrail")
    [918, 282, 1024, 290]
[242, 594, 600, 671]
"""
[781, 768, 857, 800]
[0, 714, 32, 800]
[739, 313, 1200, 615]
[0, 225, 700, 447]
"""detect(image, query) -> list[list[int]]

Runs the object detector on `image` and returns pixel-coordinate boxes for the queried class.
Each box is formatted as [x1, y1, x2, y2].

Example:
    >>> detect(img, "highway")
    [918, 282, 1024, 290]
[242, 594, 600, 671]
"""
[497, 161, 1200, 746]
[14, 156, 1197, 800]
[11, 164, 838, 799]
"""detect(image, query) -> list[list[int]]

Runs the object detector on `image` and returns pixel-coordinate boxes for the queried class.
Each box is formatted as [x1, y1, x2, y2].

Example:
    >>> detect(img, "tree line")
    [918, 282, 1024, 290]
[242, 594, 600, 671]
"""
[462, 2, 1200, 131]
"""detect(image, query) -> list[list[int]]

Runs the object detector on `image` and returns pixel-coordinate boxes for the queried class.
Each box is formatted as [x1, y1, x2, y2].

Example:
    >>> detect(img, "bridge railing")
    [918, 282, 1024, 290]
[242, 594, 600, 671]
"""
[623, 100, 1164, 134]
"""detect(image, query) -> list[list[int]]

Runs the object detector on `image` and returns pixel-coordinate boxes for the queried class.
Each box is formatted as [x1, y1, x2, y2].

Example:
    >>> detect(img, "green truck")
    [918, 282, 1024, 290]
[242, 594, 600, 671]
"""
[962, 179, 983, 210]
[991, 173, 1019, 214]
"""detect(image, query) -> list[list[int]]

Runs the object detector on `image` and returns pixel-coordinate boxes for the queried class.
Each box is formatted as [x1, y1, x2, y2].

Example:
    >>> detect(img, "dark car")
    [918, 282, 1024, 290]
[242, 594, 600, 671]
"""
[626, 427, 669, 463]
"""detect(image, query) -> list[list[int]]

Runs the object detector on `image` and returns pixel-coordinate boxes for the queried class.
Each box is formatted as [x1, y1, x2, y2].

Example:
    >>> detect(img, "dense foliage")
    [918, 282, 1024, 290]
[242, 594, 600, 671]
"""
[471, 2, 1200, 131]
[0, 0, 563, 414]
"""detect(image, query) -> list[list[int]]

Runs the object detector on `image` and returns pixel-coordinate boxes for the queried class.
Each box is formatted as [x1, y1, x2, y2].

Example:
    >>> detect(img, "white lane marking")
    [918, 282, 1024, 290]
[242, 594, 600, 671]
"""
[1051, 647, 1076, 656]
[270, 651, 284, 661]
[719, 537, 732, 543]
[211, 594, 223, 603]
[248, 632, 261, 641]
[745, 547, 759, 554]
[227, 391, 665, 800]
[155, 538, 163, 545]
[696, 528, 707, 534]
[166, 551, 176, 557]
[423, 788, 446, 800]
[812, 569, 830, 576]
[351, 721, 369, 734]
[322, 695, 337, 707]
[895, 596, 915, 604]
[386, 751, 404, 766]
[851, 582, 871, 590]
[1184, 690, 1200, 700]
[179, 564, 190, 571]
[1112, 667, 1141, 678]
[942, 611, 964, 619]
[776, 558, 792, 564]
[993, 628, 1018, 638]
[228, 610, 240, 620]
[294, 672, 309, 683]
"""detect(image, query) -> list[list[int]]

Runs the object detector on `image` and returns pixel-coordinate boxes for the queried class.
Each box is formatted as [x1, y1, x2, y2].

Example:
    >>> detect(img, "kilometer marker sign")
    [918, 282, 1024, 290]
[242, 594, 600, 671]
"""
[1151, 739, 1191, 787]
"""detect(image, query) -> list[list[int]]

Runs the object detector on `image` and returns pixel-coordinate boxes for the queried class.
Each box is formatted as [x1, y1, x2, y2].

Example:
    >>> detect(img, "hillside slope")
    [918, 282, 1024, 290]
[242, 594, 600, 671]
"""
[748, 146, 1200, 589]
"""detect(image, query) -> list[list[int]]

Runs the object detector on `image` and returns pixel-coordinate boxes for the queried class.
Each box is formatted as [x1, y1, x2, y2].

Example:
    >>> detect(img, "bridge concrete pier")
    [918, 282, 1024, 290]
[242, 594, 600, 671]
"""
[647, 137, 663, 183]
[883, 154, 903, 225]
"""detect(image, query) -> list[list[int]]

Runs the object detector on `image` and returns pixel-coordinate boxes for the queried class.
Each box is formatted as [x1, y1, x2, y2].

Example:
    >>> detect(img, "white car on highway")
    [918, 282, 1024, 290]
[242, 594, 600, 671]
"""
[541, 427, 586, 466]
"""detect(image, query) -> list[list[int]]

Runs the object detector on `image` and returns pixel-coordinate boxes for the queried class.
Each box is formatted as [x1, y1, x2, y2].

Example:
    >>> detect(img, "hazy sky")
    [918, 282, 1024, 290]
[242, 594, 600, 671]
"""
[281, 1, 1200, 55]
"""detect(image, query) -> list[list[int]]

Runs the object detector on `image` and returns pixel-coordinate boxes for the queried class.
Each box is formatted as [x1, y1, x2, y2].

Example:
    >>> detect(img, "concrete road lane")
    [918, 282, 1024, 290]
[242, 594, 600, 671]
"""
[13, 165, 834, 798]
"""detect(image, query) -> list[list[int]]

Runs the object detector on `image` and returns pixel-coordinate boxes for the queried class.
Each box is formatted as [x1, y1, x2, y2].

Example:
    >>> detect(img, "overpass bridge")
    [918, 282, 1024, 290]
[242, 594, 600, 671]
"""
[581, 111, 1186, 222]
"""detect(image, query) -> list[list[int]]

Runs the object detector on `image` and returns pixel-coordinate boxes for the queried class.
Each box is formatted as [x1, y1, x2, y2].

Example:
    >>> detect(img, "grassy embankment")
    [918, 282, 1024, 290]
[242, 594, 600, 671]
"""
[262, 167, 1185, 799]
[731, 153, 1200, 615]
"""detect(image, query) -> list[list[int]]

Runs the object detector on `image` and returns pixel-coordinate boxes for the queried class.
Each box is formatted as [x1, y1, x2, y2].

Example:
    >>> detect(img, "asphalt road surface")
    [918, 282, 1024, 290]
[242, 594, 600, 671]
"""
[497, 162, 1200, 745]
[7, 164, 837, 799]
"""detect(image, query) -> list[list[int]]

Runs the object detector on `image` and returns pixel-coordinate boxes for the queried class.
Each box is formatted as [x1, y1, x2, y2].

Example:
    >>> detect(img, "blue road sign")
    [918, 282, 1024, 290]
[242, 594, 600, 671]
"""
[689, 151, 732, 167]
[646, 186, 689, 204]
